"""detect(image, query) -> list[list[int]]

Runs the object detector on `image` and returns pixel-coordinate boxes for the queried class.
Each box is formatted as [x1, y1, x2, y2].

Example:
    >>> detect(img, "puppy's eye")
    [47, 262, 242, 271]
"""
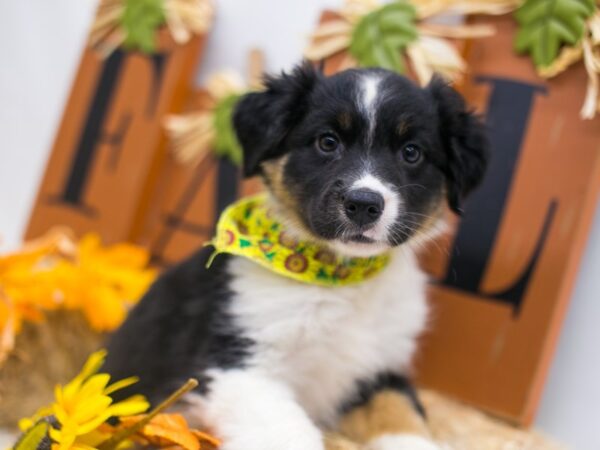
[401, 145, 422, 164]
[316, 134, 340, 153]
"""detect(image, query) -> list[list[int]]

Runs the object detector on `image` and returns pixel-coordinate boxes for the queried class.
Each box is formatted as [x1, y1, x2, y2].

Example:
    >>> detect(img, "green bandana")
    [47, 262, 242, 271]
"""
[208, 194, 390, 287]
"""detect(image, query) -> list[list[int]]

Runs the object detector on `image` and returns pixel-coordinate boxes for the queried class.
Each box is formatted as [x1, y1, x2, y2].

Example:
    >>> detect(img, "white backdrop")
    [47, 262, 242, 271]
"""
[1, 1, 599, 447]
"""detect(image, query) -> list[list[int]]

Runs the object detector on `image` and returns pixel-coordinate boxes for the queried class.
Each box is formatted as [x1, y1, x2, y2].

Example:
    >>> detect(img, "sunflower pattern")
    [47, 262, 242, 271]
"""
[208, 194, 390, 287]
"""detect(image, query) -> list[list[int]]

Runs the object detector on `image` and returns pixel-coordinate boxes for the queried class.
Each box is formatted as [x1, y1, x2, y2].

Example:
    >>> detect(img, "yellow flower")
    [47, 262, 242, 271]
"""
[19, 350, 150, 450]
[0, 229, 157, 361]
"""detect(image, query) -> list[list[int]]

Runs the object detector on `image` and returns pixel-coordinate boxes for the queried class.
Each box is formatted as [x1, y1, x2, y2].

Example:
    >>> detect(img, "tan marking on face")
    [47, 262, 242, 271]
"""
[338, 112, 352, 131]
[338, 391, 431, 443]
[397, 120, 409, 137]
[261, 156, 322, 243]
[409, 197, 446, 240]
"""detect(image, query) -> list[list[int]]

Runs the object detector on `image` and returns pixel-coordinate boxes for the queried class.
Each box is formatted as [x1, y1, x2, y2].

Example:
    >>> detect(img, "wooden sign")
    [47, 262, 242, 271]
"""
[313, 11, 600, 424]
[415, 15, 600, 425]
[133, 51, 266, 265]
[132, 90, 262, 266]
[25, 28, 207, 245]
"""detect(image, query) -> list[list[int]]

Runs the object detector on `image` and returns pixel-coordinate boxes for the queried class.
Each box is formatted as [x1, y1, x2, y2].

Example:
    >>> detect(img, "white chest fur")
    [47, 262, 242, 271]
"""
[226, 248, 429, 427]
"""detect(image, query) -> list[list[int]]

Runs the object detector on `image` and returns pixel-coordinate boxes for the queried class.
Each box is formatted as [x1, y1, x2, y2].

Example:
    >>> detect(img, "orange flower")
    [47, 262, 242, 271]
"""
[0, 229, 157, 361]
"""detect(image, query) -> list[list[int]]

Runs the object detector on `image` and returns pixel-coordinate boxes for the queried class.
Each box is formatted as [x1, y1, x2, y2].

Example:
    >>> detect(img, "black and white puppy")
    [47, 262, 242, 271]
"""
[104, 63, 488, 450]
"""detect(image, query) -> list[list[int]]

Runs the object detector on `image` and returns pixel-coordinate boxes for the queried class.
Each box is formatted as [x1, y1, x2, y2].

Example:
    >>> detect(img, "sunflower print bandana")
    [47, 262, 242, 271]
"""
[208, 194, 390, 287]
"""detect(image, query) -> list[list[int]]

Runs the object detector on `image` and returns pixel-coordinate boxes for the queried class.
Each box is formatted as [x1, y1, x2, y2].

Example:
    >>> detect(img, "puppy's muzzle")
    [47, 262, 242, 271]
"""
[343, 189, 384, 227]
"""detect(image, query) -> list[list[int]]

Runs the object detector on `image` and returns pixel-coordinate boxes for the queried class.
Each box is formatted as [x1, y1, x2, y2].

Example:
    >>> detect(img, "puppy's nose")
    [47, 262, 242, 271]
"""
[343, 189, 384, 226]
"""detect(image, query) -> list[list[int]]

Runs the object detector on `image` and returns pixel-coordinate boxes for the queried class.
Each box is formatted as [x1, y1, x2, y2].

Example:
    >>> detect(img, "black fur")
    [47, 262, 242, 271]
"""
[234, 64, 489, 245]
[428, 76, 489, 214]
[234, 61, 320, 177]
[340, 372, 426, 419]
[104, 65, 489, 420]
[102, 248, 253, 404]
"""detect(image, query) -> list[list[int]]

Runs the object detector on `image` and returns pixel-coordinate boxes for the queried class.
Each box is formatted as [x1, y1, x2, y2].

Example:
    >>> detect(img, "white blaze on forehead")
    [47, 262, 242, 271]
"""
[352, 173, 401, 242]
[359, 75, 381, 143]
[361, 76, 380, 109]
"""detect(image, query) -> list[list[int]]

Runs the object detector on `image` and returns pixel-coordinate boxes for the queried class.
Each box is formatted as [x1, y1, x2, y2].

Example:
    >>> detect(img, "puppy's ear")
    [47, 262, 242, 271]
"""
[428, 76, 489, 214]
[233, 61, 320, 177]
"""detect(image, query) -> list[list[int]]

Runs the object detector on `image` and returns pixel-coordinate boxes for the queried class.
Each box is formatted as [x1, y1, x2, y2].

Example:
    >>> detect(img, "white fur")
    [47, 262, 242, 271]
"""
[330, 173, 401, 258]
[352, 173, 401, 241]
[330, 239, 392, 258]
[366, 434, 442, 450]
[185, 247, 429, 448]
[186, 370, 324, 450]
[360, 75, 381, 143]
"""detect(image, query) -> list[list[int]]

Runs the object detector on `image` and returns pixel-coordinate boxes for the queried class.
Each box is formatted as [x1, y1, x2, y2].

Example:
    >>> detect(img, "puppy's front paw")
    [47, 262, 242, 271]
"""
[365, 434, 442, 450]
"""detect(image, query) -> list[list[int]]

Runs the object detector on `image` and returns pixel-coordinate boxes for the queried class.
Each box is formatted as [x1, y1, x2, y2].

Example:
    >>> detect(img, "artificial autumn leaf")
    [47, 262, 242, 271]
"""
[349, 1, 418, 72]
[212, 94, 244, 166]
[515, 0, 596, 67]
[118, 413, 215, 450]
[100, 391, 221, 450]
[191, 430, 221, 448]
[120, 0, 166, 53]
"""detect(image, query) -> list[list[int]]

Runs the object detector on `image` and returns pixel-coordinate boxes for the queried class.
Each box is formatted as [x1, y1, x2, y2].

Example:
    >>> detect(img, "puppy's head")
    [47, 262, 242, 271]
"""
[233, 63, 489, 257]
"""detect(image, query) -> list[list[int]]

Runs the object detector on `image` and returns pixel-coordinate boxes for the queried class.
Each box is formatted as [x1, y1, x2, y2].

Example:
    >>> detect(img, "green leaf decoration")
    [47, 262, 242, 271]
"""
[213, 94, 244, 166]
[514, 0, 596, 68]
[13, 420, 50, 450]
[349, 1, 418, 73]
[120, 0, 166, 53]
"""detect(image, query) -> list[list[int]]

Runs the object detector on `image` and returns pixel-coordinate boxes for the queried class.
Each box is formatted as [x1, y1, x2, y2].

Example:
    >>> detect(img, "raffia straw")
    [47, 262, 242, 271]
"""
[305, 34, 353, 61]
[165, 114, 215, 165]
[304, 0, 510, 69]
[89, 0, 213, 57]
[165, 71, 247, 166]
[164, 0, 214, 44]
[530, 11, 600, 119]
[408, 35, 466, 84]
[538, 45, 584, 78]
[581, 36, 600, 119]
[304, 0, 377, 62]
[248, 48, 266, 90]
[414, 0, 520, 19]
[89, 0, 126, 56]
[338, 0, 381, 23]
[418, 23, 496, 39]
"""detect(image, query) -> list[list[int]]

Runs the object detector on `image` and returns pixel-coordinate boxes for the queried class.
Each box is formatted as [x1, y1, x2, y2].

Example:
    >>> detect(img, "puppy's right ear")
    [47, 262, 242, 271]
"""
[233, 61, 320, 177]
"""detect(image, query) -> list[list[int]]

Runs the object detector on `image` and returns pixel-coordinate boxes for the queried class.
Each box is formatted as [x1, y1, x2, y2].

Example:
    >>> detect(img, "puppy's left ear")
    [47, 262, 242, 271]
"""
[428, 76, 489, 214]
[233, 61, 320, 177]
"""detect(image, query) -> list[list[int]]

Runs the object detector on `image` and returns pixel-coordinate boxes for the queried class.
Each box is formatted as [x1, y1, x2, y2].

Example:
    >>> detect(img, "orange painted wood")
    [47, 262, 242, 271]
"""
[313, 11, 600, 424]
[25, 26, 207, 245]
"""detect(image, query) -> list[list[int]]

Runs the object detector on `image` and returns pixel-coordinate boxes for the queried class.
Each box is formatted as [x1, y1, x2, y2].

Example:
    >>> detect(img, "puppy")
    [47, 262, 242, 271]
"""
[103, 63, 488, 450]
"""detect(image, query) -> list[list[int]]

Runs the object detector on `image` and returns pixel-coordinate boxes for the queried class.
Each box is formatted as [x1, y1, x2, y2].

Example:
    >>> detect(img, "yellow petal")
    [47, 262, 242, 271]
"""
[77, 428, 111, 447]
[76, 374, 111, 401]
[70, 395, 112, 425]
[104, 376, 140, 395]
[63, 350, 107, 398]
[18, 417, 34, 432]
[106, 395, 150, 417]
[75, 411, 113, 436]
[52, 403, 70, 425]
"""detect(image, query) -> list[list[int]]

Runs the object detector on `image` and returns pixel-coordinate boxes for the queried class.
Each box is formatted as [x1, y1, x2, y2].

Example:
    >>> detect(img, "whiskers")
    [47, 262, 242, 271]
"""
[391, 212, 450, 257]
